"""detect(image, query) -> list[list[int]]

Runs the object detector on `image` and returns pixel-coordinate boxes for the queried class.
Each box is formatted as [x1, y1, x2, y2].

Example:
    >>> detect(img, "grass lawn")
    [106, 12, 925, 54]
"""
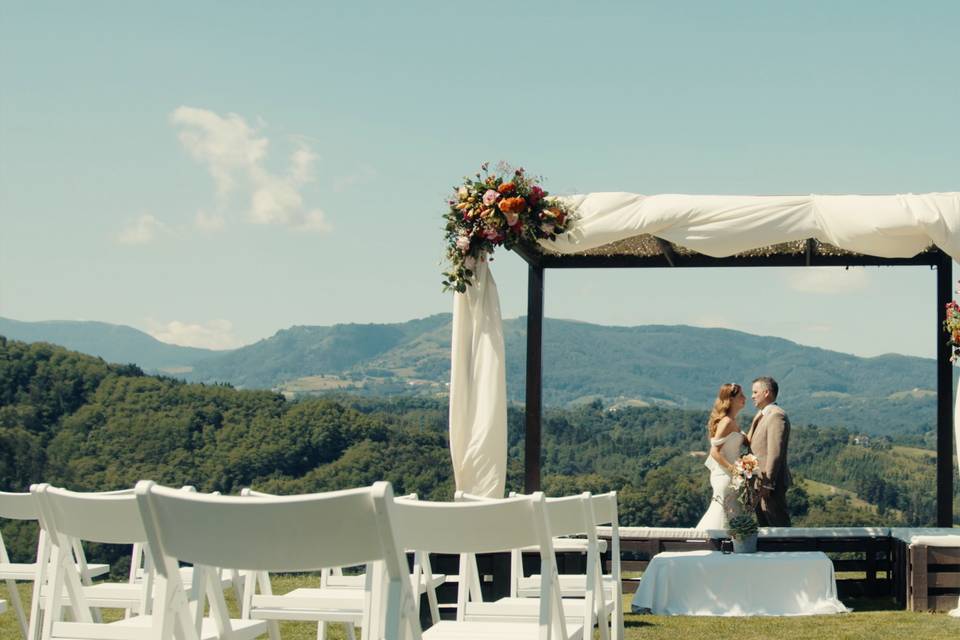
[2, 576, 958, 640]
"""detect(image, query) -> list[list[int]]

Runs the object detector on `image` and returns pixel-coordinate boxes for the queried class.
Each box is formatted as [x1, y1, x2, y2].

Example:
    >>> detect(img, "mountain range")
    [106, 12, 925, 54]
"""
[0, 314, 938, 437]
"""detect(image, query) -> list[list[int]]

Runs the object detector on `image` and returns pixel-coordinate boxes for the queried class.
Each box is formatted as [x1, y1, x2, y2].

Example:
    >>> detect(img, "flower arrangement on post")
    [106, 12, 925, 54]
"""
[727, 453, 762, 551]
[442, 163, 576, 293]
[944, 297, 960, 362]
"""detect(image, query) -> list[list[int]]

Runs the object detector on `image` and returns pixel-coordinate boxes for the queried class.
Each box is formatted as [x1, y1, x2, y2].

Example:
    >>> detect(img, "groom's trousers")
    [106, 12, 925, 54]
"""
[756, 489, 791, 527]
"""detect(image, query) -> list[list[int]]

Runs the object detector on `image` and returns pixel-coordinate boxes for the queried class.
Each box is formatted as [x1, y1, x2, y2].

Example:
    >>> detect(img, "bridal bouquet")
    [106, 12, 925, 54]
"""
[728, 453, 762, 543]
[442, 163, 576, 293]
[730, 453, 762, 510]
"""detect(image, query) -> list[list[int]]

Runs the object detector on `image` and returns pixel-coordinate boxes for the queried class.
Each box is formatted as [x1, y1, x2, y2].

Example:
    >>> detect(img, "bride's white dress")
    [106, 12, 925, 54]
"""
[695, 431, 744, 530]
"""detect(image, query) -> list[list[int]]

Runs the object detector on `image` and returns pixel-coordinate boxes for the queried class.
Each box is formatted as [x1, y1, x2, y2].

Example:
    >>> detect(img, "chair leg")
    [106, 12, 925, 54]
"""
[5, 579, 28, 640]
[426, 582, 441, 625]
[266, 620, 280, 640]
[613, 592, 624, 640]
[316, 621, 327, 640]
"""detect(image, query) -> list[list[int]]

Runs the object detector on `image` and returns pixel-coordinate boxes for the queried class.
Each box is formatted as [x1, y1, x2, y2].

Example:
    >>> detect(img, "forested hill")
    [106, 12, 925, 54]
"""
[0, 337, 954, 567]
[1, 314, 937, 437]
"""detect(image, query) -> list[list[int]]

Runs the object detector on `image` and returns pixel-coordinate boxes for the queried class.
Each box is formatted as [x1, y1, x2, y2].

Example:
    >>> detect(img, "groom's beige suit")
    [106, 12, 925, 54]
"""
[747, 403, 792, 527]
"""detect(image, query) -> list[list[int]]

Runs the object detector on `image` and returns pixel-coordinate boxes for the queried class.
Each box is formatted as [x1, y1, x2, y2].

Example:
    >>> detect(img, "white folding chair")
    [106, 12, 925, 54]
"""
[390, 492, 582, 640]
[137, 480, 422, 640]
[455, 492, 610, 639]
[28, 486, 225, 624]
[590, 492, 623, 640]
[0, 490, 109, 640]
[31, 483, 267, 640]
[513, 492, 623, 640]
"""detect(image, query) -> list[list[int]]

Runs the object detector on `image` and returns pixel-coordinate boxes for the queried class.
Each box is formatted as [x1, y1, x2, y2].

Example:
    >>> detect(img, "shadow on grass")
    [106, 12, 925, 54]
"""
[842, 596, 899, 612]
[624, 619, 656, 629]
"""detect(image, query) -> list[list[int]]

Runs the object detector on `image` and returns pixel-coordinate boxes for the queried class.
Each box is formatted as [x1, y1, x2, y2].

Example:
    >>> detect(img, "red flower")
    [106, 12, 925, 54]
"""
[529, 185, 544, 204]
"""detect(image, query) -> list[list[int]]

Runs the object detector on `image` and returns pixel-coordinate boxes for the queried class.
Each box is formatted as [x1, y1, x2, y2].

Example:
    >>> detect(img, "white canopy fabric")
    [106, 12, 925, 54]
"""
[449, 192, 960, 500]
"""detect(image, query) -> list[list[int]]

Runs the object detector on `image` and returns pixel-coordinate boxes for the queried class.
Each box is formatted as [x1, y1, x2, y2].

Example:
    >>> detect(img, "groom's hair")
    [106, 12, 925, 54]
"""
[753, 376, 779, 400]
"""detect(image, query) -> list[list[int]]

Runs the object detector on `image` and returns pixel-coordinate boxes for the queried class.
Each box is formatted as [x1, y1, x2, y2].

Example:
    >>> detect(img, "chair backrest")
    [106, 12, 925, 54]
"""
[398, 494, 545, 554]
[590, 491, 618, 526]
[33, 484, 146, 546]
[0, 491, 37, 521]
[139, 481, 406, 573]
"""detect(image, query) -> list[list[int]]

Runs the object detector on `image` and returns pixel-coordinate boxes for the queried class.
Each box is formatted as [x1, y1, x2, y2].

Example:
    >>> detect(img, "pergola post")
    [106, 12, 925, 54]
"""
[936, 251, 954, 527]
[524, 263, 544, 493]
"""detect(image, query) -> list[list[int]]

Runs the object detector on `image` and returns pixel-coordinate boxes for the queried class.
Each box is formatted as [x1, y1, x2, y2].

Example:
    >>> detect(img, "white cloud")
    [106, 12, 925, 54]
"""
[116, 214, 165, 245]
[170, 106, 330, 233]
[194, 210, 226, 232]
[785, 268, 870, 295]
[146, 318, 244, 350]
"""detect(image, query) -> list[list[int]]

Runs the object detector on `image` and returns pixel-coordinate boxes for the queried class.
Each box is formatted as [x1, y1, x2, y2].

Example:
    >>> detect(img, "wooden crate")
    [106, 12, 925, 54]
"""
[907, 544, 960, 612]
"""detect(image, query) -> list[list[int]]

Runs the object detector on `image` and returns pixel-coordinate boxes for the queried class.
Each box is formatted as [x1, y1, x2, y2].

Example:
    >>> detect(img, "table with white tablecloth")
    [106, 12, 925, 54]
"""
[631, 550, 850, 616]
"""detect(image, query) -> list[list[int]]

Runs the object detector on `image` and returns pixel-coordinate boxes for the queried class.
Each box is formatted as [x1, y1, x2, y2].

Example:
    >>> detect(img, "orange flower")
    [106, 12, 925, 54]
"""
[497, 182, 516, 195]
[499, 196, 528, 215]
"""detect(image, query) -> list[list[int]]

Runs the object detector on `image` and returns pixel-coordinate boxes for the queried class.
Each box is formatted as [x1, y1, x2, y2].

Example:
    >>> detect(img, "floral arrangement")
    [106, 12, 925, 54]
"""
[945, 297, 960, 362]
[442, 163, 576, 293]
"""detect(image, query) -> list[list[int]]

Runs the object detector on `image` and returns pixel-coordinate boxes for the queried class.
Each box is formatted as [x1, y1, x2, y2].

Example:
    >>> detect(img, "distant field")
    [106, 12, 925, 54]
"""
[891, 445, 937, 460]
[281, 374, 359, 391]
[802, 478, 879, 512]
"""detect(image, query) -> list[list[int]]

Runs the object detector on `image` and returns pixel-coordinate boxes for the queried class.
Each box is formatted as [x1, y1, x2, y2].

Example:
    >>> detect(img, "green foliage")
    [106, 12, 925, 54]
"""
[728, 514, 758, 539]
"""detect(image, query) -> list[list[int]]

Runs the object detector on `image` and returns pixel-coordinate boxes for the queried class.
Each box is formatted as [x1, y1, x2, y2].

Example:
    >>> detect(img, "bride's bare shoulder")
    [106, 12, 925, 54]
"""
[714, 416, 734, 437]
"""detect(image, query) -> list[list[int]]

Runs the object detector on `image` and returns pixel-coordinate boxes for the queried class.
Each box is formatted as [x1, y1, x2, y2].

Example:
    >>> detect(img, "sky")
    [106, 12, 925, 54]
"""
[1, 1, 959, 358]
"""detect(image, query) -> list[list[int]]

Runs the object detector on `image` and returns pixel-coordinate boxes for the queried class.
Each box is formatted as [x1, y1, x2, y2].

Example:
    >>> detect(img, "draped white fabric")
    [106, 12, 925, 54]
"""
[448, 259, 507, 497]
[449, 192, 960, 498]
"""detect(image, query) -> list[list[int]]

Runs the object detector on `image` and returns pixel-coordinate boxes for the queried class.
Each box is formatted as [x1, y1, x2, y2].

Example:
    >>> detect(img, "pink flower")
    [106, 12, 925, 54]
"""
[483, 227, 500, 240]
[483, 189, 500, 206]
[456, 235, 471, 253]
[464, 255, 477, 270]
[504, 211, 519, 227]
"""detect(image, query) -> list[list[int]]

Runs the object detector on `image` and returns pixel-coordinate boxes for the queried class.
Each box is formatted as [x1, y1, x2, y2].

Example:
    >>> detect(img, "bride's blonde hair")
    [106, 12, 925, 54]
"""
[707, 383, 742, 437]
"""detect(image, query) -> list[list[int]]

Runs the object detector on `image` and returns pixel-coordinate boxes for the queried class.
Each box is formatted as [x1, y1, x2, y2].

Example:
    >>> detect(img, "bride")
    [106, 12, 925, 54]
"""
[695, 382, 748, 530]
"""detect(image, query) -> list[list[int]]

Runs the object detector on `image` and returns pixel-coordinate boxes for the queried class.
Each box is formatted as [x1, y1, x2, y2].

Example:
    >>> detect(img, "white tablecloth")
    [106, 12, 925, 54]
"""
[631, 550, 850, 616]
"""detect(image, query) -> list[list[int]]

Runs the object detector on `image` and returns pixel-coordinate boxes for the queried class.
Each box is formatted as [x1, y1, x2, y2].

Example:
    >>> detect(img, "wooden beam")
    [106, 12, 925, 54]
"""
[654, 237, 677, 267]
[524, 264, 544, 493]
[511, 242, 542, 267]
[539, 252, 941, 269]
[935, 251, 954, 527]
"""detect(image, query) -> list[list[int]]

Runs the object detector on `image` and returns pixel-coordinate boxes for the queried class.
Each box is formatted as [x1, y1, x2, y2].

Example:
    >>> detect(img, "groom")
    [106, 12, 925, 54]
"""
[747, 376, 792, 527]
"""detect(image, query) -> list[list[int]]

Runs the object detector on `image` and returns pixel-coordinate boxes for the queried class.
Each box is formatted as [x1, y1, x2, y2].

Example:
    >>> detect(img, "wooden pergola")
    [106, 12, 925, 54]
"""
[513, 236, 955, 527]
